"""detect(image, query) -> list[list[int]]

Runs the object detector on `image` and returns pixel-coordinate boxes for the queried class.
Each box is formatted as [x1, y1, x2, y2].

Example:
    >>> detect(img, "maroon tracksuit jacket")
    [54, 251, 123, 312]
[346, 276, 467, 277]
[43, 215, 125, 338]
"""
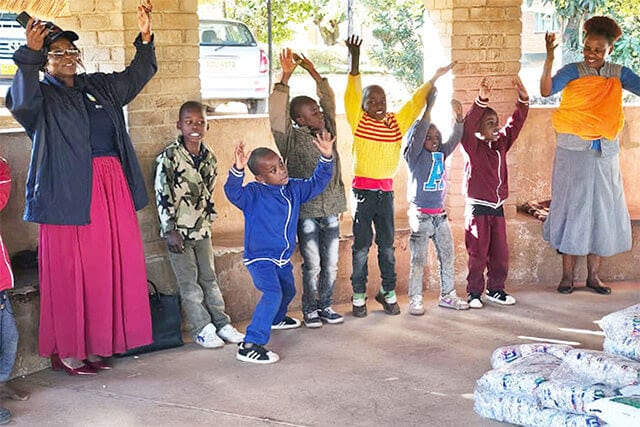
[460, 97, 529, 294]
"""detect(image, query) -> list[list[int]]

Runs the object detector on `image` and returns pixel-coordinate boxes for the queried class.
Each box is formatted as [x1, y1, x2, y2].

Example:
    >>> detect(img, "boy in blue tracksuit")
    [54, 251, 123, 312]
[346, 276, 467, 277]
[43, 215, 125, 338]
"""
[224, 134, 335, 364]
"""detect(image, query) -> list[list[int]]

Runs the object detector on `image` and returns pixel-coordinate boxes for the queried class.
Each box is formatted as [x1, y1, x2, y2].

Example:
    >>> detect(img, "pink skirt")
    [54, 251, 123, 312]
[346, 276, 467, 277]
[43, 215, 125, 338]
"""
[38, 157, 152, 358]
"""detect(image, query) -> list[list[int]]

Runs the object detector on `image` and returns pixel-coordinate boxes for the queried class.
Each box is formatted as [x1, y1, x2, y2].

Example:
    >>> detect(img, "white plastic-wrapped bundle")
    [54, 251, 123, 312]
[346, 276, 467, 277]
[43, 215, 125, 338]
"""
[491, 343, 574, 369]
[555, 349, 640, 388]
[603, 336, 640, 362]
[477, 353, 562, 396]
[536, 379, 617, 415]
[599, 304, 640, 341]
[586, 395, 640, 427]
[474, 388, 604, 427]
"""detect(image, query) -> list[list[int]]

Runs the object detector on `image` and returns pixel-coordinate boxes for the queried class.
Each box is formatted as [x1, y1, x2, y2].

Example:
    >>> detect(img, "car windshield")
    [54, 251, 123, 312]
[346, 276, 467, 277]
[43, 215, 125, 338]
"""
[200, 21, 256, 47]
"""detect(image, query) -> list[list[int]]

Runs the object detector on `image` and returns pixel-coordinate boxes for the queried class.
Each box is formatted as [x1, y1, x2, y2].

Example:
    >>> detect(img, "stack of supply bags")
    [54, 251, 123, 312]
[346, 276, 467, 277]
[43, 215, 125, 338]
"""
[599, 303, 640, 362]
[474, 343, 640, 426]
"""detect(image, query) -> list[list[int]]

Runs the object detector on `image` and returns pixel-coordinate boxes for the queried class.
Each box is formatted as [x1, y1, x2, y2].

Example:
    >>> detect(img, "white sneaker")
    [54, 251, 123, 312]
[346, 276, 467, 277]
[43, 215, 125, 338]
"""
[468, 294, 484, 309]
[439, 291, 470, 310]
[217, 324, 245, 344]
[408, 296, 425, 316]
[195, 323, 225, 348]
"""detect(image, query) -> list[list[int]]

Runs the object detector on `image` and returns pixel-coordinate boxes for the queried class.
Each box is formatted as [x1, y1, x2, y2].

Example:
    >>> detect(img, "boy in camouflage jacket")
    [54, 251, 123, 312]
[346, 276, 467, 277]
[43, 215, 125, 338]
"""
[154, 101, 244, 349]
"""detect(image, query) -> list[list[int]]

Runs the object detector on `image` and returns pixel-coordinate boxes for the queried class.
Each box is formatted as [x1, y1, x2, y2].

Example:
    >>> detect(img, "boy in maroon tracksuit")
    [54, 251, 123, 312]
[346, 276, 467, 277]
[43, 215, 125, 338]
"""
[460, 76, 529, 309]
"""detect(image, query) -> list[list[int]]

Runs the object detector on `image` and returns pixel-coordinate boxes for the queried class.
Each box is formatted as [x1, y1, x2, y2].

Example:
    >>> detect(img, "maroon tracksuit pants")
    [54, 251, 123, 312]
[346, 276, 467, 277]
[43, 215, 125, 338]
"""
[464, 213, 508, 294]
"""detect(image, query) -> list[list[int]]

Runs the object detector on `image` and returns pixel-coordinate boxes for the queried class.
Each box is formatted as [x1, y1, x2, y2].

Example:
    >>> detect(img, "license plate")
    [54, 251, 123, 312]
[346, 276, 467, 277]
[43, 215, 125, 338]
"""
[0, 63, 17, 76]
[205, 59, 236, 71]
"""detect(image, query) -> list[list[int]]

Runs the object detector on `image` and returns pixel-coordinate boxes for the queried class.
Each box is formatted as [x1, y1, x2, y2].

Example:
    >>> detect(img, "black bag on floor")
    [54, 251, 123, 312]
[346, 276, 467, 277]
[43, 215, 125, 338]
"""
[118, 280, 183, 356]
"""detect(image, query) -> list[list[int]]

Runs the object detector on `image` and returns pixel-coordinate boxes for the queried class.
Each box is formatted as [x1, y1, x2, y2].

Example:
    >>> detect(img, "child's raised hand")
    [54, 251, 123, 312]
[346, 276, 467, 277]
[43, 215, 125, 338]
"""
[426, 86, 438, 112]
[233, 141, 251, 170]
[451, 99, 463, 122]
[545, 32, 558, 56]
[292, 53, 315, 72]
[479, 77, 491, 99]
[345, 35, 362, 56]
[313, 130, 335, 159]
[279, 48, 297, 75]
[512, 75, 529, 101]
[430, 61, 457, 83]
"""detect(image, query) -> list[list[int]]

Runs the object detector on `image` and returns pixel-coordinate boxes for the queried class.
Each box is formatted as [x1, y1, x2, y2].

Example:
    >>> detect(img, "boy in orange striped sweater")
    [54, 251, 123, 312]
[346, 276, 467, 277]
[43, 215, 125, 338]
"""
[345, 35, 455, 317]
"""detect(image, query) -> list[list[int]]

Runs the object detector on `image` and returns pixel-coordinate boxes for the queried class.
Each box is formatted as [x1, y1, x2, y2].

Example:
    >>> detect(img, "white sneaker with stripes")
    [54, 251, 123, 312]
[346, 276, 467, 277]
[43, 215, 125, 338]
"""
[236, 342, 280, 364]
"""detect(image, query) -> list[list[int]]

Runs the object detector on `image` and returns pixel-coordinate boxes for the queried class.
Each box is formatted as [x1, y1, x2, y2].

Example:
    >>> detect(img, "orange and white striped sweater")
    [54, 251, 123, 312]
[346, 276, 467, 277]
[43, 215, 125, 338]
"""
[344, 73, 432, 189]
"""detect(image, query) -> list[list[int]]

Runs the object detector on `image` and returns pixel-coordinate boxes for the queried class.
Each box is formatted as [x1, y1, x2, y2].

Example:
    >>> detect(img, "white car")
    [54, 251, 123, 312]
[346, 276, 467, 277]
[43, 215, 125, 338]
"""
[199, 19, 269, 114]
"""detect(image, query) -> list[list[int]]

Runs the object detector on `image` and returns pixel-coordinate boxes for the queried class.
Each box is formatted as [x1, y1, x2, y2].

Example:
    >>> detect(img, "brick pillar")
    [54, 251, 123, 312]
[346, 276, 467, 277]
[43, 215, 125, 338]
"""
[56, 0, 201, 288]
[425, 0, 523, 218]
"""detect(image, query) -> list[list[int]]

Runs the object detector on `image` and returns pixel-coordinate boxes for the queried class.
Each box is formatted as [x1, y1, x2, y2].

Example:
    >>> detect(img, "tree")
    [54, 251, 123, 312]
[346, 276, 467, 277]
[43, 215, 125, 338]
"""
[310, 0, 346, 46]
[361, 0, 424, 91]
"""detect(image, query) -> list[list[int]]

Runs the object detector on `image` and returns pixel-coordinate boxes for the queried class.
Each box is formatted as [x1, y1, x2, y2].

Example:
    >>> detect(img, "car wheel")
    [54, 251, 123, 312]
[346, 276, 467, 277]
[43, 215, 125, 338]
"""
[246, 99, 267, 114]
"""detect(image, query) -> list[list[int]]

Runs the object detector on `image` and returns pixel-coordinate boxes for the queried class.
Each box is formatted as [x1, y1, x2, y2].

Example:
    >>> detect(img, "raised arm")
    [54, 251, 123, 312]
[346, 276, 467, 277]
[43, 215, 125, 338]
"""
[344, 36, 363, 130]
[100, 0, 157, 106]
[269, 49, 296, 160]
[403, 86, 437, 163]
[461, 77, 492, 151]
[296, 54, 337, 132]
[502, 76, 530, 151]
[396, 62, 456, 135]
[223, 141, 252, 210]
[540, 32, 557, 97]
[5, 17, 49, 134]
[441, 99, 464, 157]
[296, 131, 335, 203]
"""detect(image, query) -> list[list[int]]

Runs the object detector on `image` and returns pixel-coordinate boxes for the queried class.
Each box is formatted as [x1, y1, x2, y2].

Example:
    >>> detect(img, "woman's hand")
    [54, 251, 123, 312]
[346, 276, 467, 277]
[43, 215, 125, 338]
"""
[313, 130, 336, 159]
[25, 17, 49, 52]
[545, 32, 557, 58]
[233, 141, 251, 170]
[138, 0, 153, 42]
[166, 230, 184, 254]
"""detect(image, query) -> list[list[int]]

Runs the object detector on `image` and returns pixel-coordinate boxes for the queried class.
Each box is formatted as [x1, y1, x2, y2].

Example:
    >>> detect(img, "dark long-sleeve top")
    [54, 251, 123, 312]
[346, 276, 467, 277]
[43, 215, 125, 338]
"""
[460, 97, 529, 208]
[5, 34, 157, 225]
[223, 157, 333, 267]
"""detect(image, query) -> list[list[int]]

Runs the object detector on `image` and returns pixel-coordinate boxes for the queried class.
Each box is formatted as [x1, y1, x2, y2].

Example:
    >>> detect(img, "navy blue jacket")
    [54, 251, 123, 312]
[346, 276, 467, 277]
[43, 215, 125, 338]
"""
[223, 156, 333, 266]
[6, 34, 157, 225]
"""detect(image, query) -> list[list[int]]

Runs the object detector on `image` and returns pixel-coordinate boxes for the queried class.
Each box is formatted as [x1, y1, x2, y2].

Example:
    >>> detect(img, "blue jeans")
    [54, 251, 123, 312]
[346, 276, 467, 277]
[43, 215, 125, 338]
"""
[350, 189, 396, 294]
[297, 215, 340, 314]
[0, 292, 17, 382]
[244, 261, 296, 346]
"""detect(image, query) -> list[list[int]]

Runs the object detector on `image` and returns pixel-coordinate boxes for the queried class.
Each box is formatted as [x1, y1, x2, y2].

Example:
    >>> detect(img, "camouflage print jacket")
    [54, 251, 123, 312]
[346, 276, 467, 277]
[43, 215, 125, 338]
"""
[269, 78, 347, 219]
[154, 137, 217, 240]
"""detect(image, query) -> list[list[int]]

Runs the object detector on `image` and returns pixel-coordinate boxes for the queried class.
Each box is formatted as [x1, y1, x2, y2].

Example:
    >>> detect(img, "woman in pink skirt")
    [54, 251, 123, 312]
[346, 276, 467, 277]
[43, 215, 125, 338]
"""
[6, 1, 156, 374]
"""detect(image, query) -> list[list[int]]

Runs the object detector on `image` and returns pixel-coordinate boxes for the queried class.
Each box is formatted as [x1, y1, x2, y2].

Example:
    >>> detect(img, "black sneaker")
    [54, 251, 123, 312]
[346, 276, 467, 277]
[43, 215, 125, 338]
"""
[318, 307, 344, 324]
[374, 292, 400, 315]
[352, 298, 368, 318]
[236, 342, 280, 364]
[486, 289, 516, 305]
[303, 310, 323, 328]
[271, 316, 302, 330]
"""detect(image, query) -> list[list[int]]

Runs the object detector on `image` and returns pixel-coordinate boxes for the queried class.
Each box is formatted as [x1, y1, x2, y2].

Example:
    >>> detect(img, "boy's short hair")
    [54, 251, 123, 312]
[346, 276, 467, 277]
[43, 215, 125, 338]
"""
[361, 85, 384, 110]
[247, 147, 277, 175]
[428, 124, 442, 145]
[178, 101, 206, 120]
[289, 96, 316, 122]
[481, 106, 498, 121]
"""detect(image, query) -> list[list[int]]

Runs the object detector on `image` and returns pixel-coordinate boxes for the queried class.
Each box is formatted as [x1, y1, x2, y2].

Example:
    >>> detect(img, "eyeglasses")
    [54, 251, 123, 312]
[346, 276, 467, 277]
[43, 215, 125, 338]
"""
[47, 49, 80, 58]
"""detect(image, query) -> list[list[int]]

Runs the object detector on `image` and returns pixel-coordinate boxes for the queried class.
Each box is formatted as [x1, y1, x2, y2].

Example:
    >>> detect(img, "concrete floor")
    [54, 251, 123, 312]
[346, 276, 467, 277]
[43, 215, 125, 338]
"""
[4, 282, 639, 426]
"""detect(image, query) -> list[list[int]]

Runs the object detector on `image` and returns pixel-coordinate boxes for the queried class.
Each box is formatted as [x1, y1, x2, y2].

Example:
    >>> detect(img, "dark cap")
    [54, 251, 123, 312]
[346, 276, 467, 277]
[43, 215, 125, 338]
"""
[45, 30, 80, 47]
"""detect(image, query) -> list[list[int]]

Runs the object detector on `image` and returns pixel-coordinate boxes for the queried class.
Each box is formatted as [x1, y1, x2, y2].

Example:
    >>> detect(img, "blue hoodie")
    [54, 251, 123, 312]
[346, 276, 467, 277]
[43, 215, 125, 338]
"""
[403, 118, 463, 210]
[224, 156, 333, 266]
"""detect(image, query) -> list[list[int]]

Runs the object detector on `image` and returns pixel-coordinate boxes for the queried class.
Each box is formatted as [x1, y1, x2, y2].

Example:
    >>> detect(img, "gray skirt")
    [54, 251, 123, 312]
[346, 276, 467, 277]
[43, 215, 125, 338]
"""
[543, 146, 631, 256]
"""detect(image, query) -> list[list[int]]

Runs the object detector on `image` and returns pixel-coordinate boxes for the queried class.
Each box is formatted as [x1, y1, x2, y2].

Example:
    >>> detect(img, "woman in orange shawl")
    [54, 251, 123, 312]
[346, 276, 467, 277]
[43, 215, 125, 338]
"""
[540, 17, 640, 295]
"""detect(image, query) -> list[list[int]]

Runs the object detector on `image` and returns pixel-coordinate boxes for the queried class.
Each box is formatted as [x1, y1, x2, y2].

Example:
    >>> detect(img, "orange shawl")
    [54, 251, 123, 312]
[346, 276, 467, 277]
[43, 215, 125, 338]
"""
[552, 75, 624, 141]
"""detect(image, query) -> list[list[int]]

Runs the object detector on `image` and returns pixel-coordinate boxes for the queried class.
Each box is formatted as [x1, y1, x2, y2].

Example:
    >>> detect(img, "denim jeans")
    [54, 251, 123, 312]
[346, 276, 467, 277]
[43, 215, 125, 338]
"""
[0, 292, 17, 382]
[298, 215, 340, 314]
[408, 210, 455, 298]
[350, 189, 396, 294]
[244, 261, 296, 345]
[168, 236, 230, 336]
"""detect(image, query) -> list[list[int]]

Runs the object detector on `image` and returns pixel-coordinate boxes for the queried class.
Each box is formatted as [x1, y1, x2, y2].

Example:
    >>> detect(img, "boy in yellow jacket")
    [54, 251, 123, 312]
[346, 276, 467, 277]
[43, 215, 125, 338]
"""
[344, 35, 455, 317]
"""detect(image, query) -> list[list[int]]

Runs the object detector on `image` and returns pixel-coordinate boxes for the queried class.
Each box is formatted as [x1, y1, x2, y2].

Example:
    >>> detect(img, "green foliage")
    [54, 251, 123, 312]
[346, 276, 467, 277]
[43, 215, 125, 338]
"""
[360, 0, 424, 92]
[309, 0, 346, 46]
